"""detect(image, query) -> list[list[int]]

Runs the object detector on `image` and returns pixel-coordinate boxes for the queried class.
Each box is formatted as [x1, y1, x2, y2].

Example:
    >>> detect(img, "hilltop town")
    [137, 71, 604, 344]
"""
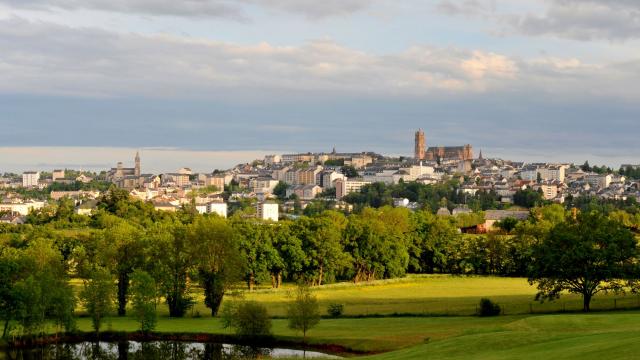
[1, 131, 638, 230]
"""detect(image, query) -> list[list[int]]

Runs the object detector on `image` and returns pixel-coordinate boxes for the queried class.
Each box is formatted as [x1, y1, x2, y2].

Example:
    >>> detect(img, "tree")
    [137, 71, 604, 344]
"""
[11, 238, 76, 336]
[189, 217, 243, 316]
[340, 165, 359, 178]
[149, 221, 195, 317]
[513, 189, 543, 208]
[292, 213, 349, 286]
[528, 212, 638, 312]
[344, 208, 410, 282]
[81, 268, 115, 334]
[287, 285, 320, 343]
[495, 217, 519, 233]
[231, 218, 272, 291]
[99, 221, 145, 316]
[409, 210, 459, 273]
[273, 182, 289, 202]
[0, 252, 21, 338]
[130, 269, 157, 333]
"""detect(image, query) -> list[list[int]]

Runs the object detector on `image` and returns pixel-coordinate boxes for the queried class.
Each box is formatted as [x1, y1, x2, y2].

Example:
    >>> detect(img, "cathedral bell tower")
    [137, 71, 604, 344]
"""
[134, 151, 141, 177]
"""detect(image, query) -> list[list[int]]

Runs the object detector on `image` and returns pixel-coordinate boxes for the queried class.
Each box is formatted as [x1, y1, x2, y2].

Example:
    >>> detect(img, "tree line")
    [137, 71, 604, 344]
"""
[1, 188, 640, 338]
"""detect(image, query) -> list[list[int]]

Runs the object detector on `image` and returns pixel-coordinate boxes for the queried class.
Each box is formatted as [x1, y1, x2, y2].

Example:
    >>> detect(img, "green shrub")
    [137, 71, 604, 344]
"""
[327, 303, 344, 317]
[478, 298, 501, 317]
[222, 301, 272, 338]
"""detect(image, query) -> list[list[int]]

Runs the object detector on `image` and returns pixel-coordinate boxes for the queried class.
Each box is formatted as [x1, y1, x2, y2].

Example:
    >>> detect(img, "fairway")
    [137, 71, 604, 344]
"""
[227, 275, 640, 317]
[363, 313, 640, 360]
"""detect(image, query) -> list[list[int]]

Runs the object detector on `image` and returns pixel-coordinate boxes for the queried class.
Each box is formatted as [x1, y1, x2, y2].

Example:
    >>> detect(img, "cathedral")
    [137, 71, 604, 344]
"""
[107, 152, 141, 182]
[414, 130, 474, 162]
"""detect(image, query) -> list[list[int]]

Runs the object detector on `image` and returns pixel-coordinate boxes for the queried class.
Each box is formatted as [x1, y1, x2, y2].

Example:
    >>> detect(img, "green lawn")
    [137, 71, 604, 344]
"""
[67, 311, 640, 359]
[364, 313, 640, 360]
[52, 275, 640, 359]
[235, 275, 640, 317]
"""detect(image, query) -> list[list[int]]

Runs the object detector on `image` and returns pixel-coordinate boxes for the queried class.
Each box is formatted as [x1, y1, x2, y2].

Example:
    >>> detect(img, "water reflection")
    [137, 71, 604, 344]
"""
[2, 341, 339, 360]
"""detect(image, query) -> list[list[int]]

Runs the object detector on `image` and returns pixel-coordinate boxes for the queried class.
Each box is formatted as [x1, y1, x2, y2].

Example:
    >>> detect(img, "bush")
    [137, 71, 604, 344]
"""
[327, 303, 344, 317]
[222, 301, 272, 338]
[478, 298, 501, 317]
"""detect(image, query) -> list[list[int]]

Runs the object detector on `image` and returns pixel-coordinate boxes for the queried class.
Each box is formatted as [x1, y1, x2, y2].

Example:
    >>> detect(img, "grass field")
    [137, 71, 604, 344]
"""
[54, 275, 640, 359]
[364, 312, 640, 360]
[229, 275, 640, 317]
[61, 311, 640, 359]
[71, 275, 640, 317]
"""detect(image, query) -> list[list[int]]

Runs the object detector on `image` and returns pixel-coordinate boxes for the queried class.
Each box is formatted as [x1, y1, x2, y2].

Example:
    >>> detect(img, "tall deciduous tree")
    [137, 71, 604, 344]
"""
[528, 212, 639, 312]
[149, 221, 194, 317]
[81, 268, 114, 334]
[189, 216, 243, 316]
[130, 269, 157, 333]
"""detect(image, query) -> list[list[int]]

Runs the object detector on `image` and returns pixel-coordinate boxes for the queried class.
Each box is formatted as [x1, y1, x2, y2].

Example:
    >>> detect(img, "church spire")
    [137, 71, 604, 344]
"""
[134, 151, 141, 177]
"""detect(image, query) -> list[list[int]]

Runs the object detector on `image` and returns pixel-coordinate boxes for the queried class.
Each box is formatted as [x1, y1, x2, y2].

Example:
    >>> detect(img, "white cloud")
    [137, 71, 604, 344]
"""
[0, 17, 638, 101]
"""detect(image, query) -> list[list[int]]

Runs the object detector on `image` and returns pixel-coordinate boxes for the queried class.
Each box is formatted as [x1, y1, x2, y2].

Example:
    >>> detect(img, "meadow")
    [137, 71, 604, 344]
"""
[212, 275, 640, 317]
[58, 275, 640, 359]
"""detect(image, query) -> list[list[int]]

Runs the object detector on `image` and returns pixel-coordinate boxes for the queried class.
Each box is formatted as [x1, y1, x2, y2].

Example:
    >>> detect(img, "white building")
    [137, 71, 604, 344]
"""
[249, 177, 280, 194]
[0, 200, 46, 216]
[52, 169, 65, 181]
[256, 202, 279, 222]
[585, 173, 612, 189]
[335, 178, 371, 199]
[539, 183, 559, 200]
[321, 171, 345, 189]
[264, 155, 282, 165]
[519, 167, 538, 181]
[22, 171, 40, 188]
[207, 202, 228, 218]
[538, 165, 566, 183]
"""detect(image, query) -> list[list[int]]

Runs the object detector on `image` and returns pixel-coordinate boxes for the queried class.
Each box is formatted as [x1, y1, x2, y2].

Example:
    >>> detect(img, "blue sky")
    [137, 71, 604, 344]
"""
[0, 0, 639, 170]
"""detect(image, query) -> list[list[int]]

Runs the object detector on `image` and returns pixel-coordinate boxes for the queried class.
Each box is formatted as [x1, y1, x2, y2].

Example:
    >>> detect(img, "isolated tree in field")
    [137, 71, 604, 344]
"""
[130, 269, 157, 333]
[287, 285, 320, 342]
[189, 216, 243, 316]
[528, 212, 638, 312]
[81, 268, 115, 334]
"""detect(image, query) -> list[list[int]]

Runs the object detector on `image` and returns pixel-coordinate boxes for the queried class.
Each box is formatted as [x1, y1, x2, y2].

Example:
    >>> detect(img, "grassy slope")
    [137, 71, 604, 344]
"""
[365, 313, 640, 360]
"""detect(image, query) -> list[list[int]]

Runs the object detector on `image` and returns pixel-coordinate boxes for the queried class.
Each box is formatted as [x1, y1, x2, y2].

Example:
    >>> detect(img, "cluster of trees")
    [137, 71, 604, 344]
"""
[2, 187, 640, 338]
[343, 179, 504, 212]
[580, 161, 614, 174]
[619, 166, 640, 180]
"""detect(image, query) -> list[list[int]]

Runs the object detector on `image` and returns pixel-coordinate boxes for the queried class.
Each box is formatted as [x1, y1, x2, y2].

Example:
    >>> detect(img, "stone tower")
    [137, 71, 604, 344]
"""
[134, 151, 141, 177]
[414, 129, 426, 160]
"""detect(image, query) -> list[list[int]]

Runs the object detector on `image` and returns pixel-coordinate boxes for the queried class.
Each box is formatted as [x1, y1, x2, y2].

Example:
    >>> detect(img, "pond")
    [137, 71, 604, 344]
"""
[1, 341, 342, 360]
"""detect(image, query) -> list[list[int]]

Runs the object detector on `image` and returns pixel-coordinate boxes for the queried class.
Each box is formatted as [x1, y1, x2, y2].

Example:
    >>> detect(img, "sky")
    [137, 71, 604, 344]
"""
[0, 0, 639, 171]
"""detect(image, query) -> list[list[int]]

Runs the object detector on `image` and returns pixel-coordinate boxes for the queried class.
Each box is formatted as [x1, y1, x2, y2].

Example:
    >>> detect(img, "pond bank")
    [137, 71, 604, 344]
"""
[2, 331, 368, 357]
